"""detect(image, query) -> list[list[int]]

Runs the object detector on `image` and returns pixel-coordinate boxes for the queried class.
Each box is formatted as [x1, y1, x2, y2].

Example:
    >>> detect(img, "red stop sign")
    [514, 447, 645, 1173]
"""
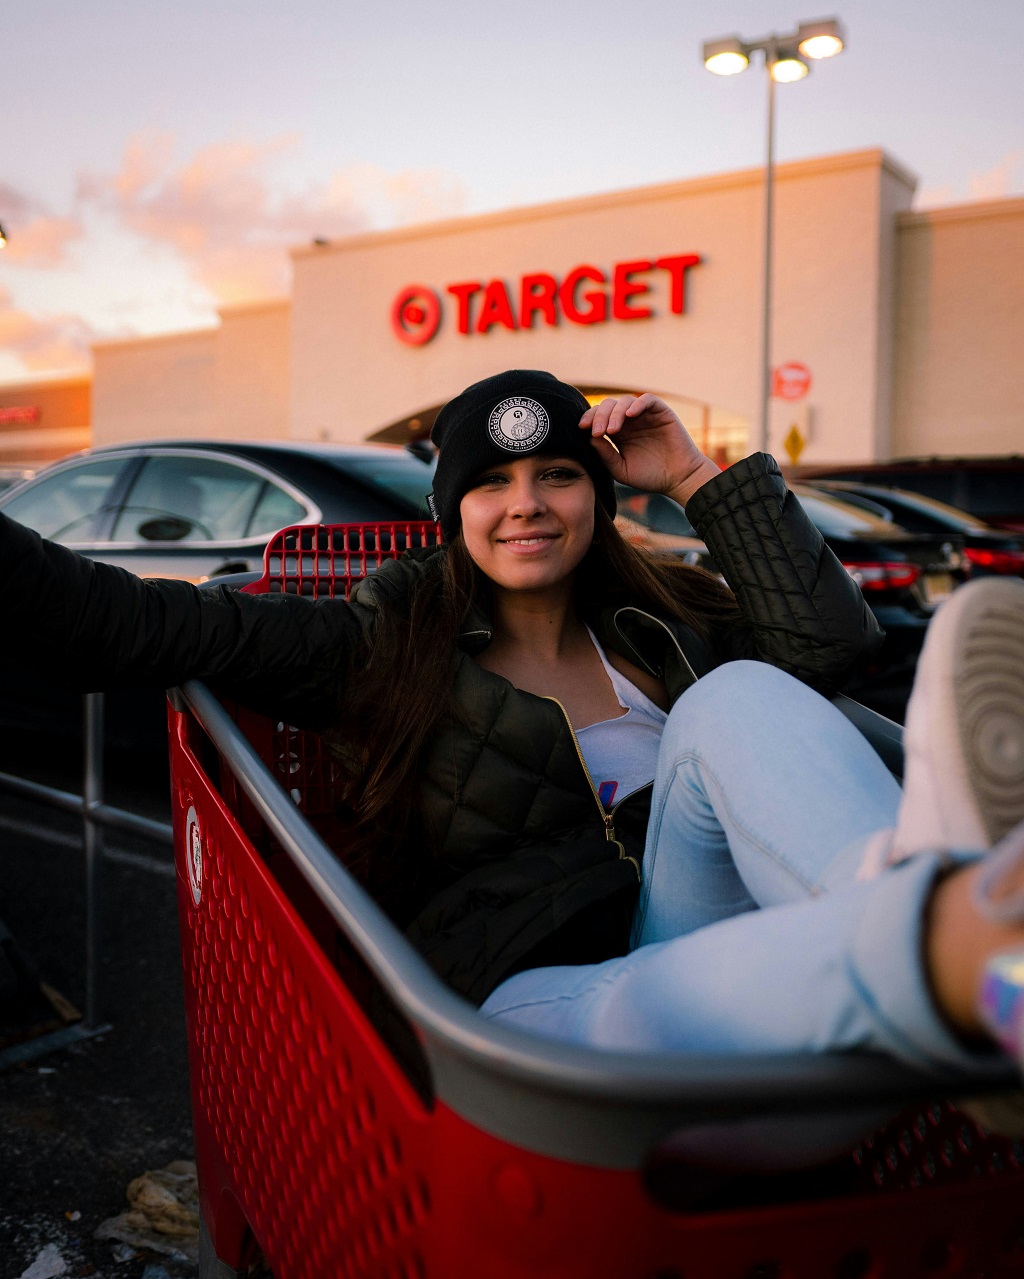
[772, 361, 812, 401]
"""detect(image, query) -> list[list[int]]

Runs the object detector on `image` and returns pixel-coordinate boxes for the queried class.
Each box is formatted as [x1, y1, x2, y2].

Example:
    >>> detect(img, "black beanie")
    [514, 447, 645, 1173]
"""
[427, 369, 616, 540]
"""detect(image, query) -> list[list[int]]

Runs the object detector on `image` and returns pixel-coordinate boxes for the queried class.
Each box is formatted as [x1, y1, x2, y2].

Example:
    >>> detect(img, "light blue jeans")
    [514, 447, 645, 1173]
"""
[481, 661, 992, 1077]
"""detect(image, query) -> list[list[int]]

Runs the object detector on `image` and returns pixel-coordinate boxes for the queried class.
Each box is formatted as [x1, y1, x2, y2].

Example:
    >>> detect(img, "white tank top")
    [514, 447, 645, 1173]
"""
[576, 627, 667, 808]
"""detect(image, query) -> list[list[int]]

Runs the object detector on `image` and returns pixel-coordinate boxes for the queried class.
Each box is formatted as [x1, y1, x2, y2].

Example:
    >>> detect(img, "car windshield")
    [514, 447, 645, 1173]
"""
[614, 485, 696, 536]
[317, 451, 437, 517]
[793, 488, 904, 538]
[860, 488, 990, 533]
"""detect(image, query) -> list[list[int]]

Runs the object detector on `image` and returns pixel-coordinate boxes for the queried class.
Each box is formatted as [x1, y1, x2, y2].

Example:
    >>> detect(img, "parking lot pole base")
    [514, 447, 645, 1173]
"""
[0, 1019, 113, 1071]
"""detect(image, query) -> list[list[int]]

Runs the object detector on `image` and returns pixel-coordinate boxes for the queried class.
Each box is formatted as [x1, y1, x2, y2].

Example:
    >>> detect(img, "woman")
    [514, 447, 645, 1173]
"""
[3, 368, 1024, 1076]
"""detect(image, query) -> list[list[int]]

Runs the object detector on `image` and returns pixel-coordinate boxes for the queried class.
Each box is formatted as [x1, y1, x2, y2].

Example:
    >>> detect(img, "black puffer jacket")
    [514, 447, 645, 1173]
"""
[0, 454, 882, 1003]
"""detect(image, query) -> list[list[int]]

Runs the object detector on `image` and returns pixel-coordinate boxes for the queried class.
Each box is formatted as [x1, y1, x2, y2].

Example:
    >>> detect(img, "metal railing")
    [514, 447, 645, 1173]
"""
[0, 691, 173, 1061]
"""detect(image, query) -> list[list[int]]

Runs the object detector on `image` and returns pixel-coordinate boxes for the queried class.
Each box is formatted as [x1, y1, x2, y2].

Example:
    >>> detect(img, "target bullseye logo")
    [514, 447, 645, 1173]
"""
[391, 285, 441, 346]
[186, 804, 203, 905]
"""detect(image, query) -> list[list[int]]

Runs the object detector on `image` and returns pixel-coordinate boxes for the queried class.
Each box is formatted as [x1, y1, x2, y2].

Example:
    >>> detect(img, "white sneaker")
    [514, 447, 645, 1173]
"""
[890, 577, 1024, 861]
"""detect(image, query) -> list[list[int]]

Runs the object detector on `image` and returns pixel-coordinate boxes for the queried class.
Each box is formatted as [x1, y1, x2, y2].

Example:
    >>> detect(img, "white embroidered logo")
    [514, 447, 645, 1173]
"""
[487, 397, 550, 453]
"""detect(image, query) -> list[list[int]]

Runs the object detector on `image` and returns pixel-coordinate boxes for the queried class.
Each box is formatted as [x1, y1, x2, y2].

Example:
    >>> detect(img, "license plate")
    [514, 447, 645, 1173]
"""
[923, 572, 955, 604]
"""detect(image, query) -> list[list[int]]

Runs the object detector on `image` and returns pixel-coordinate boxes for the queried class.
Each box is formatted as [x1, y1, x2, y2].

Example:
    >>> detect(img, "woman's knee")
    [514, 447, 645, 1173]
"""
[665, 660, 819, 747]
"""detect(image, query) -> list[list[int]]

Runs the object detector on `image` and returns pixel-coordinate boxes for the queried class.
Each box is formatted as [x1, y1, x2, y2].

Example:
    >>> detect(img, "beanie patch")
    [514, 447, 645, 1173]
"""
[428, 369, 616, 540]
[487, 397, 550, 453]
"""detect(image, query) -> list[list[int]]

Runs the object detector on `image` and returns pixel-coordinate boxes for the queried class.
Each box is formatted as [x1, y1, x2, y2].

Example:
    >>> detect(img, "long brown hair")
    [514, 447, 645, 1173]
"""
[325, 505, 740, 915]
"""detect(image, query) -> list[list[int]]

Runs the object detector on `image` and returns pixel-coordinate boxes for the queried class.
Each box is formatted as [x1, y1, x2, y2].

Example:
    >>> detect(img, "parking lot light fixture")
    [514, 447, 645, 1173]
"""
[797, 19, 846, 60]
[700, 18, 846, 455]
[703, 36, 750, 76]
[770, 53, 810, 82]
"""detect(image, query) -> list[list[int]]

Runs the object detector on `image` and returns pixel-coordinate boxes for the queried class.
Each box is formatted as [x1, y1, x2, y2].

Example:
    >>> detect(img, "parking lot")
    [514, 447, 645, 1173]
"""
[0, 736, 195, 1278]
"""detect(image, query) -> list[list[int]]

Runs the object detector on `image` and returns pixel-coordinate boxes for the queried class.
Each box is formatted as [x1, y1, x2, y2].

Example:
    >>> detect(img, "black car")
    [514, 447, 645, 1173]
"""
[800, 456, 1024, 533]
[0, 439, 437, 582]
[0, 439, 437, 750]
[807, 481, 1024, 579]
[607, 481, 965, 719]
[792, 486, 968, 716]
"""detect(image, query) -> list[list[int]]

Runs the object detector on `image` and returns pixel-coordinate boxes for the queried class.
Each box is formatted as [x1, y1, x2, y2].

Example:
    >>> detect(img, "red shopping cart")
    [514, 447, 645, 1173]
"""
[169, 522, 1024, 1279]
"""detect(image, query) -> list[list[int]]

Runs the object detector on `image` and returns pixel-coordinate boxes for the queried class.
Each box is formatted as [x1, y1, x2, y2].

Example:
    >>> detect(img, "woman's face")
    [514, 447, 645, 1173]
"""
[458, 455, 596, 595]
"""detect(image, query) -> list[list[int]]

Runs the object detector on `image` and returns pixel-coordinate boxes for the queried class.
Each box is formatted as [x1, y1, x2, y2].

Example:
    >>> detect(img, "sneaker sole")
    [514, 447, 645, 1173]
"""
[951, 579, 1024, 845]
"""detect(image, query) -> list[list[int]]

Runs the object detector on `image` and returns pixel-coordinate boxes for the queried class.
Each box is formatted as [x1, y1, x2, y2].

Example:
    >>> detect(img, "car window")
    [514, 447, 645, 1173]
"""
[966, 471, 1024, 517]
[317, 452, 436, 517]
[0, 456, 129, 541]
[875, 491, 990, 533]
[247, 482, 307, 537]
[614, 486, 696, 536]
[885, 472, 960, 505]
[794, 489, 904, 537]
[112, 455, 271, 543]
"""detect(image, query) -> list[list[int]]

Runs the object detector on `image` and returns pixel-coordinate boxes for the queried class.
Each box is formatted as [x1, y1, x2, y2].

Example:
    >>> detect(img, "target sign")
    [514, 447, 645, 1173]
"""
[391, 285, 442, 346]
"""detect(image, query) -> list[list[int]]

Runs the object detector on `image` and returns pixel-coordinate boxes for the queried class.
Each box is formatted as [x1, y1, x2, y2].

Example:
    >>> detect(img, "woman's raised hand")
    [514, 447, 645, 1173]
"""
[579, 394, 720, 505]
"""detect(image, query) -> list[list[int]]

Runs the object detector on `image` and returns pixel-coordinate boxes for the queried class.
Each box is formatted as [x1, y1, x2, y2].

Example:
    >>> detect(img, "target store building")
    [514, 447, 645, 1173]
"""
[80, 147, 1024, 469]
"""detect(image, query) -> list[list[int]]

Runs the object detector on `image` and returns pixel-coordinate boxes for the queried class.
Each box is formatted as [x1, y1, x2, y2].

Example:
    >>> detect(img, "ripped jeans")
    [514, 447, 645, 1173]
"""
[480, 661, 991, 1078]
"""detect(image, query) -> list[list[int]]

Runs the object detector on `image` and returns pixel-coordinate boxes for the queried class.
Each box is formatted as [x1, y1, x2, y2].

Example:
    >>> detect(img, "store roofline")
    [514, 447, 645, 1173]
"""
[0, 370, 91, 392]
[899, 194, 1024, 228]
[292, 148, 918, 260]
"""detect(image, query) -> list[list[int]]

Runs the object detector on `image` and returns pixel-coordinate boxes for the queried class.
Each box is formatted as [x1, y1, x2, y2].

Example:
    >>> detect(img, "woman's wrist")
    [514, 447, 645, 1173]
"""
[666, 458, 721, 508]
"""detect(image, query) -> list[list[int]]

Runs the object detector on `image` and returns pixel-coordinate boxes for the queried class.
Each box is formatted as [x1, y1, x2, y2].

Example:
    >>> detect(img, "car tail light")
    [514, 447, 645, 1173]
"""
[841, 561, 921, 591]
[964, 546, 1024, 574]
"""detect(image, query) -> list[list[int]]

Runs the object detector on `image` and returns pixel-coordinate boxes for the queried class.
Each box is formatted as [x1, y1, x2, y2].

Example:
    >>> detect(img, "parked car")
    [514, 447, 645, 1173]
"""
[800, 456, 1024, 533]
[611, 481, 966, 719]
[612, 485, 714, 569]
[0, 466, 34, 494]
[807, 481, 1024, 578]
[0, 439, 437, 582]
[0, 439, 437, 749]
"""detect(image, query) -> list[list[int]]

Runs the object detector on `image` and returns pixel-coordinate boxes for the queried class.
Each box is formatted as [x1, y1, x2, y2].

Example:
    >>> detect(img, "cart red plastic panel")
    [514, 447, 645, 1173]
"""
[170, 522, 1024, 1278]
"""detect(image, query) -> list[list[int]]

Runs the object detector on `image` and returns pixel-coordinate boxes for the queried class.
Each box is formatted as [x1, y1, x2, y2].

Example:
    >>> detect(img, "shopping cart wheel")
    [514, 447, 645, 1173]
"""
[199, 1213, 247, 1279]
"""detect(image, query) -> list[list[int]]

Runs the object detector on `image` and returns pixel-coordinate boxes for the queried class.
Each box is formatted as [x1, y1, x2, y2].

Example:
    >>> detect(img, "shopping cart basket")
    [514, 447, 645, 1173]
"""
[169, 522, 1024, 1279]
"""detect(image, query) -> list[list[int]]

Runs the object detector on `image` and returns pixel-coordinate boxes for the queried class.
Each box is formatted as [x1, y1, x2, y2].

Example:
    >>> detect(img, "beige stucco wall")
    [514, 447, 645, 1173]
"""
[93, 328, 217, 445]
[93, 299, 290, 445]
[214, 299, 290, 438]
[81, 147, 1023, 466]
[892, 198, 1024, 457]
[290, 148, 915, 467]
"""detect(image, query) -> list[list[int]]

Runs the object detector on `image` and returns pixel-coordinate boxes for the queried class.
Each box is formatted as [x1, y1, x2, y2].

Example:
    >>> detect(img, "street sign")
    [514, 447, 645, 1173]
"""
[784, 424, 806, 466]
[773, 361, 812, 401]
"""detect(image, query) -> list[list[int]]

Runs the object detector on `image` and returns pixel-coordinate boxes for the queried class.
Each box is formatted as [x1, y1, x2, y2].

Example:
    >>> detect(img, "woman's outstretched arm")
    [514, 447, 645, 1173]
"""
[0, 511, 366, 730]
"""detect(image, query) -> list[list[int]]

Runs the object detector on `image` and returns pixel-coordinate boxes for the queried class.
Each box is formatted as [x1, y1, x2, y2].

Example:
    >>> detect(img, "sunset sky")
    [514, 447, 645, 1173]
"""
[2, 0, 1022, 382]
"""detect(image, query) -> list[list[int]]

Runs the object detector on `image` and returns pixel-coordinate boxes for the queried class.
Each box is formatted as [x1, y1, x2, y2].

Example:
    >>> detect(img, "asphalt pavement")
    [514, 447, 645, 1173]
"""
[0, 734, 195, 1279]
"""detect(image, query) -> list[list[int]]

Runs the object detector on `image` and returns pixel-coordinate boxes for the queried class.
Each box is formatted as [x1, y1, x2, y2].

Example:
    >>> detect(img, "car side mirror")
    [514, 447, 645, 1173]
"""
[137, 516, 194, 542]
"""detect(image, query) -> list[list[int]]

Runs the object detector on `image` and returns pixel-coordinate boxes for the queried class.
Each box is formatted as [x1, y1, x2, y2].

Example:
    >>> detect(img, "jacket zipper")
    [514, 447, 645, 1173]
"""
[543, 696, 641, 881]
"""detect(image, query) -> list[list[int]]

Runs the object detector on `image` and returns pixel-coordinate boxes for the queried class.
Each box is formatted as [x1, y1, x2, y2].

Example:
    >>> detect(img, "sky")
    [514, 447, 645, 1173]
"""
[1, 0, 1022, 382]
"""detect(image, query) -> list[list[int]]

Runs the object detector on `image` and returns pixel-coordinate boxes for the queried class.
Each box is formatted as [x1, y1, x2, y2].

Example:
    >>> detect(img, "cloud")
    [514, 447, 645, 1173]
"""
[75, 133, 467, 303]
[967, 150, 1024, 202]
[1, 133, 467, 377]
[0, 182, 82, 267]
[913, 150, 1024, 210]
[0, 286, 94, 373]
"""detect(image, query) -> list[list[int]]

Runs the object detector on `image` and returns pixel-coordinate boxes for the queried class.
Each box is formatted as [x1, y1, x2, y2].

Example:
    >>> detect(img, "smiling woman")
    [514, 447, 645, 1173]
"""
[458, 456, 597, 594]
[3, 367, 1024, 1091]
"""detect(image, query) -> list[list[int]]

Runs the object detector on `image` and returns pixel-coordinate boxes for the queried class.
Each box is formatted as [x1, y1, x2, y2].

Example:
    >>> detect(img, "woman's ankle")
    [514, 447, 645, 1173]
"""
[924, 861, 1024, 1042]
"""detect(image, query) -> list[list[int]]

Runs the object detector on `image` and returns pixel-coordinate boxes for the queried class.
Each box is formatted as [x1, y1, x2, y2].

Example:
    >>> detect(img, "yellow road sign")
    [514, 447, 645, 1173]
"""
[784, 424, 805, 466]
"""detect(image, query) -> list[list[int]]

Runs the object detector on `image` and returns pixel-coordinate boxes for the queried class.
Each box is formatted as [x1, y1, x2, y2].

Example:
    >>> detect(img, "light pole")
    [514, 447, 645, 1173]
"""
[702, 19, 846, 455]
